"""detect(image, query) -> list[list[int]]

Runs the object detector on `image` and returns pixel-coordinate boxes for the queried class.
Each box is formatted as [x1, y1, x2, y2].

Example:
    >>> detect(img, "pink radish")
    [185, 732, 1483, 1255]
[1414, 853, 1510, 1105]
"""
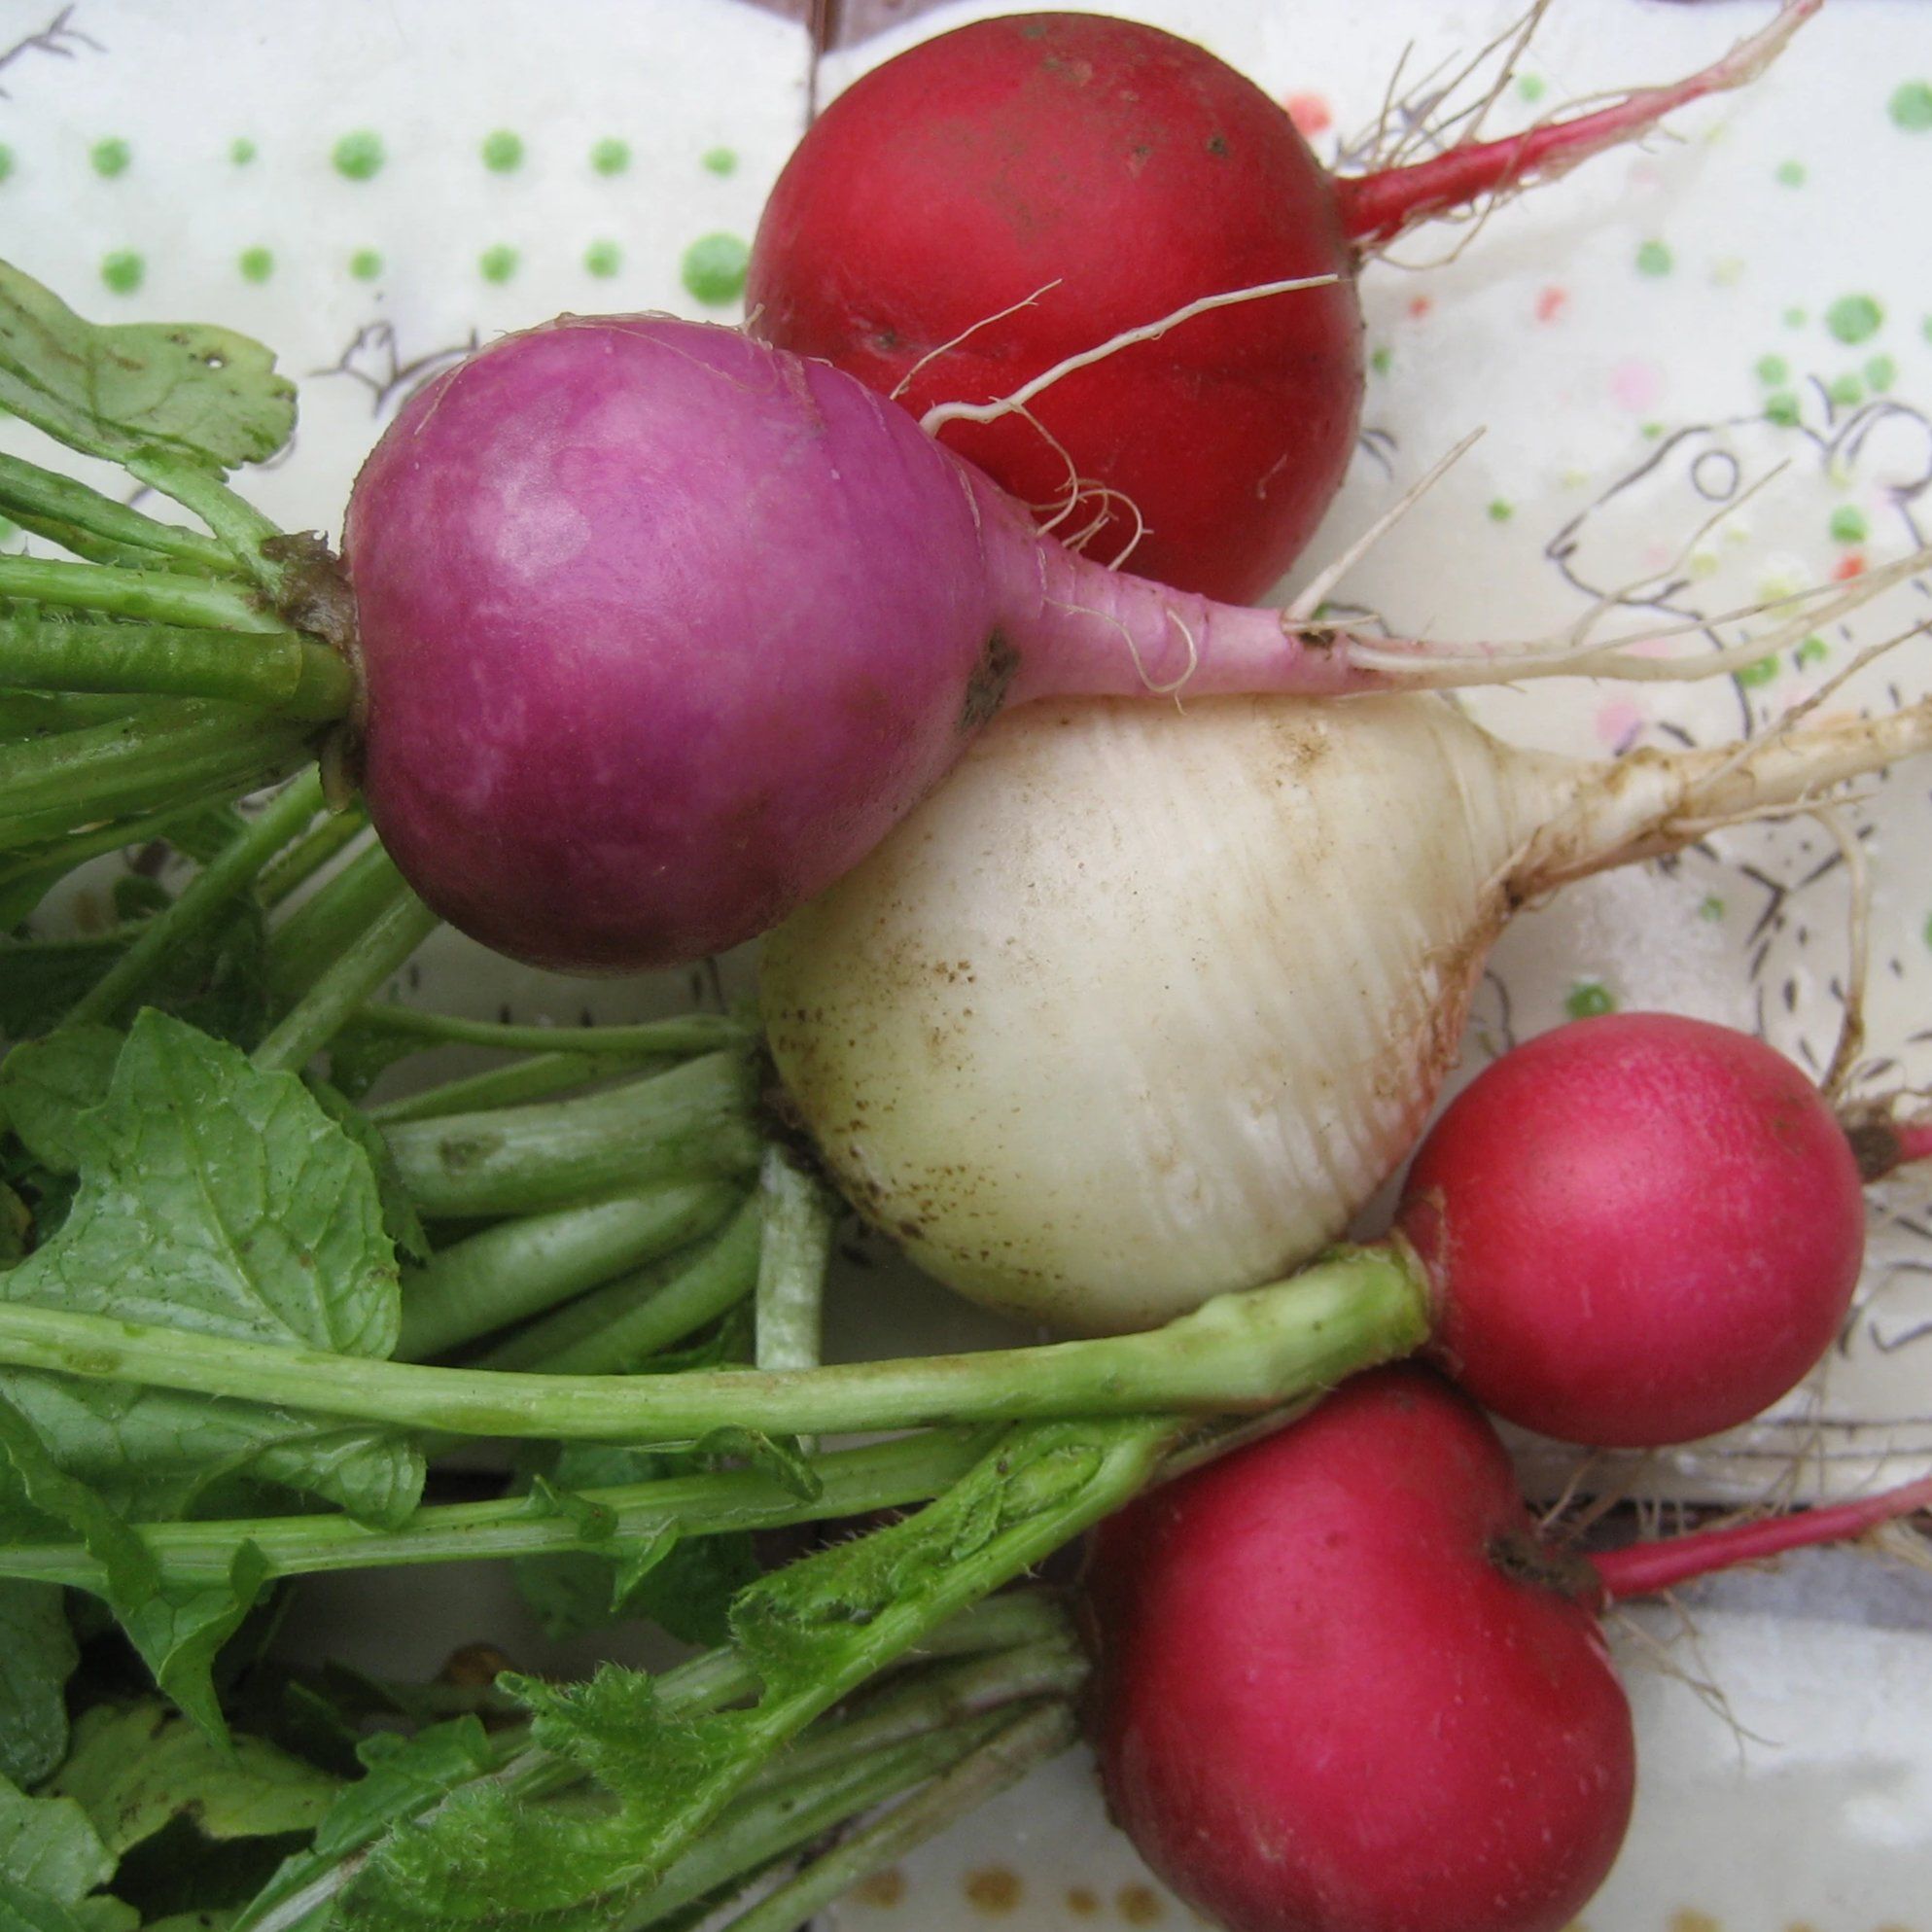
[749, 5, 1815, 600]
[1086, 1366, 1932, 1932]
[342, 316, 1399, 972]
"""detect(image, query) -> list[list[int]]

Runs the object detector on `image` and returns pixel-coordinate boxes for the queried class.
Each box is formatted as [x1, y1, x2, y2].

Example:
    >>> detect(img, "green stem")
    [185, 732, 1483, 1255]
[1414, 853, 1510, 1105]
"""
[0, 700, 315, 848]
[616, 1712, 1021, 1931]
[349, 1004, 753, 1060]
[62, 770, 323, 1030]
[713, 1704, 1077, 1932]
[125, 452, 294, 600]
[0, 692, 155, 739]
[0, 1429, 990, 1591]
[252, 885, 439, 1074]
[476, 1194, 765, 1374]
[397, 1179, 744, 1361]
[0, 554, 281, 631]
[743, 1634, 1085, 1795]
[755, 1145, 834, 1375]
[0, 610, 351, 717]
[257, 806, 368, 909]
[265, 840, 400, 1002]
[0, 450, 243, 576]
[365, 1049, 656, 1127]
[0, 1244, 1434, 1439]
[381, 1051, 763, 1219]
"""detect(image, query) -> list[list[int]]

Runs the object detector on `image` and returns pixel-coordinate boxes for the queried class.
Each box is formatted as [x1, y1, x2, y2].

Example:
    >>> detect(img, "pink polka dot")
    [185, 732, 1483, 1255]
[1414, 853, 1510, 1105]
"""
[1595, 699, 1646, 747]
[1407, 294, 1433, 320]
[1535, 285, 1569, 323]
[1284, 92, 1331, 135]
[1833, 552, 1867, 581]
[1609, 358, 1664, 412]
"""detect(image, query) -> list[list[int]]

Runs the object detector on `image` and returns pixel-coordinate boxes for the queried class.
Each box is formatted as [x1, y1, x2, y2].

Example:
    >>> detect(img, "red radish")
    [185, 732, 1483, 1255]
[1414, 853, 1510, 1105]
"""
[1086, 1366, 1932, 1932]
[340, 314, 1388, 972]
[1398, 1012, 1868, 1448]
[748, 5, 1814, 601]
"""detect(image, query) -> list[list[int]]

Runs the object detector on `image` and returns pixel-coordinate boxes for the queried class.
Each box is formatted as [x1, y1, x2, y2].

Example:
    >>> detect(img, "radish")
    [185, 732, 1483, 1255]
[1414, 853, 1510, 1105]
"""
[761, 689, 1931, 1341]
[1085, 1366, 1932, 1932]
[341, 315, 1400, 971]
[747, 5, 1814, 601]
[1398, 1012, 1867, 1447]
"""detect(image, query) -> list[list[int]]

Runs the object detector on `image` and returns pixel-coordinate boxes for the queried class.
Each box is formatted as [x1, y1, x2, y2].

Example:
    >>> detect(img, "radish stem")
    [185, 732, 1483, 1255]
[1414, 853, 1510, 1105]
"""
[0, 1243, 1431, 1438]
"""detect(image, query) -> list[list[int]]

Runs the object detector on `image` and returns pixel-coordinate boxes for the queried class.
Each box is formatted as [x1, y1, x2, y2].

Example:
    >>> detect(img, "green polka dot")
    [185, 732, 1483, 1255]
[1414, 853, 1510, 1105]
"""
[1829, 505, 1868, 544]
[1486, 499, 1513, 524]
[237, 246, 273, 284]
[1736, 654, 1778, 689]
[349, 248, 384, 281]
[1827, 371, 1864, 407]
[681, 231, 749, 307]
[479, 244, 519, 284]
[1795, 635, 1829, 668]
[90, 137, 131, 178]
[1888, 80, 1932, 131]
[1923, 911, 1932, 952]
[1924, 315, 1932, 344]
[590, 137, 631, 176]
[1782, 305, 1807, 329]
[1565, 981, 1617, 1020]
[0, 145, 13, 185]
[1774, 158, 1806, 187]
[1764, 391, 1800, 427]
[481, 128, 524, 173]
[1369, 344, 1392, 376]
[333, 130, 385, 181]
[1754, 354, 1787, 385]
[584, 239, 621, 278]
[1825, 293, 1882, 344]
[1865, 353, 1896, 392]
[1516, 74, 1547, 104]
[1640, 421, 1666, 440]
[229, 137, 258, 165]
[99, 251, 143, 295]
[1634, 239, 1672, 277]
[1699, 894, 1726, 923]
[701, 145, 739, 176]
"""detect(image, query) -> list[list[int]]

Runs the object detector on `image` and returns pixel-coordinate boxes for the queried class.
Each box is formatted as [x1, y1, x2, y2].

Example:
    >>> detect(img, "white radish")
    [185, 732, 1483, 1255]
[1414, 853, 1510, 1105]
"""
[760, 688, 1932, 1333]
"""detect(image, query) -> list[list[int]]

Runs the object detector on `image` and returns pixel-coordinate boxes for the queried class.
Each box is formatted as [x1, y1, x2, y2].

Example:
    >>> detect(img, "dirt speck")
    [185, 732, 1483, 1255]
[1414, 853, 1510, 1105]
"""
[1117, 1882, 1166, 1923]
[1065, 1886, 1101, 1916]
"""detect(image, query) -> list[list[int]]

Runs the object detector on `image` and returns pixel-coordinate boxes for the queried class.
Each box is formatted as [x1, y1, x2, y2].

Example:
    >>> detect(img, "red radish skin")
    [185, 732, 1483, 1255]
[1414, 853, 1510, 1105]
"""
[1396, 1013, 1867, 1449]
[749, 7, 1814, 601]
[1087, 1366, 1932, 1932]
[1087, 1368, 1635, 1932]
[342, 315, 1378, 972]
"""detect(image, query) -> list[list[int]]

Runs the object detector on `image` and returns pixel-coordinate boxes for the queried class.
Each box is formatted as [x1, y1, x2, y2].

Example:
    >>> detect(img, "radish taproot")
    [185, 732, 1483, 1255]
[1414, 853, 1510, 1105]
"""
[748, 5, 1814, 601]
[1085, 1366, 1932, 1932]
[762, 689, 1931, 1338]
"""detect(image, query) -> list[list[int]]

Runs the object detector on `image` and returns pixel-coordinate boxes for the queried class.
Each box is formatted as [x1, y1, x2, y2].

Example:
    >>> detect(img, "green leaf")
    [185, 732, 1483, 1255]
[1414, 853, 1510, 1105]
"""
[0, 1030, 122, 1174]
[0, 1395, 270, 1740]
[340, 1419, 1170, 1929]
[0, 1779, 135, 1932]
[0, 1581, 77, 1787]
[0, 1190, 27, 1271]
[0, 261, 295, 473]
[511, 1444, 758, 1649]
[303, 1080, 429, 1265]
[0, 1013, 418, 1528]
[232, 1719, 494, 1932]
[48, 1703, 338, 1857]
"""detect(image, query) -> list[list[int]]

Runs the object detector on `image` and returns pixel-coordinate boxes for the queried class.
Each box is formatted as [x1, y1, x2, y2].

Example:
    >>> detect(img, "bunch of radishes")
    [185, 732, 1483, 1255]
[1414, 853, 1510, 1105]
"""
[10, 3, 1924, 1926]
